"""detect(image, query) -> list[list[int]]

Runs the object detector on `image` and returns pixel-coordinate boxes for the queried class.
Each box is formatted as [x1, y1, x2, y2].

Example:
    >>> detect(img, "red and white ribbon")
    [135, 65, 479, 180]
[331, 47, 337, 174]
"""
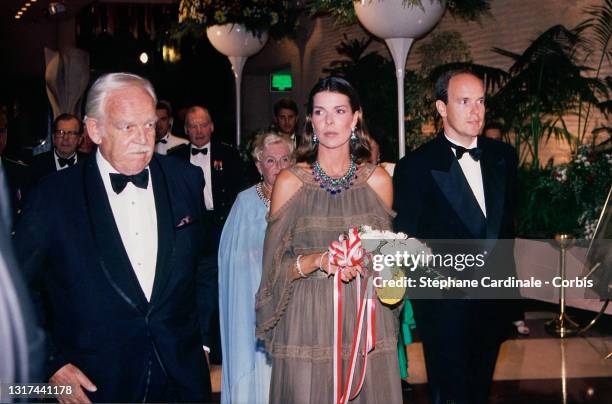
[330, 228, 376, 404]
[329, 228, 364, 267]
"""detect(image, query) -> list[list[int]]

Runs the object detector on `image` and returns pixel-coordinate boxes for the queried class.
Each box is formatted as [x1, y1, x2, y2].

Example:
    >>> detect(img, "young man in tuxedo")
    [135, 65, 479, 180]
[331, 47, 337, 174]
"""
[272, 98, 299, 142]
[393, 70, 518, 404]
[14, 73, 212, 403]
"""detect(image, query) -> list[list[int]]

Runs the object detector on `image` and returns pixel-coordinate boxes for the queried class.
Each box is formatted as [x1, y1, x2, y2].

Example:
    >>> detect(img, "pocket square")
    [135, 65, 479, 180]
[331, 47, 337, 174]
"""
[176, 215, 193, 229]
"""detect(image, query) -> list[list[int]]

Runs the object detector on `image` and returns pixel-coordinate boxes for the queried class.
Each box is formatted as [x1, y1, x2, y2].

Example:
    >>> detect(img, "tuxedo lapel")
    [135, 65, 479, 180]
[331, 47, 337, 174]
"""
[430, 135, 486, 238]
[148, 157, 176, 304]
[83, 158, 149, 313]
[479, 138, 506, 239]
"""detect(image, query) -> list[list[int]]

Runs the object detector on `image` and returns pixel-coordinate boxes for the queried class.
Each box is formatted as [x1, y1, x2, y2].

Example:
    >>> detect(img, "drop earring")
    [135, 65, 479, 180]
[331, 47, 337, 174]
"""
[312, 130, 319, 145]
[350, 127, 358, 143]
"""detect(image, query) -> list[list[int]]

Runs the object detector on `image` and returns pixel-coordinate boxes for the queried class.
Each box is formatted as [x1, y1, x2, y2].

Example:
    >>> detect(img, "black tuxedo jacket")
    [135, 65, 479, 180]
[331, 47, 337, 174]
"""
[14, 154, 212, 402]
[168, 140, 246, 233]
[29, 150, 87, 184]
[393, 132, 519, 318]
[393, 132, 518, 402]
[394, 132, 517, 241]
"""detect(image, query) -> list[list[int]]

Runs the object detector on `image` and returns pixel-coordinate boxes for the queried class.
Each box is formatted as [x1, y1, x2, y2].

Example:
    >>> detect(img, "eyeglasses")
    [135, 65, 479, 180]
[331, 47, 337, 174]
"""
[260, 156, 291, 168]
[54, 129, 81, 138]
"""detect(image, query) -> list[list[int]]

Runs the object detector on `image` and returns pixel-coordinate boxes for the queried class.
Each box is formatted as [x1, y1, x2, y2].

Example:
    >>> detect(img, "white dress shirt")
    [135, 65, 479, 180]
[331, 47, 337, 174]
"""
[190, 143, 214, 210]
[445, 134, 487, 217]
[53, 151, 78, 171]
[155, 132, 189, 155]
[97, 150, 158, 301]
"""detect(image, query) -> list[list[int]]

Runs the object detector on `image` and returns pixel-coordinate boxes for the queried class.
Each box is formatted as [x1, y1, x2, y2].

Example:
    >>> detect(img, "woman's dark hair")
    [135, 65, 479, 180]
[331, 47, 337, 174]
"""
[295, 76, 372, 164]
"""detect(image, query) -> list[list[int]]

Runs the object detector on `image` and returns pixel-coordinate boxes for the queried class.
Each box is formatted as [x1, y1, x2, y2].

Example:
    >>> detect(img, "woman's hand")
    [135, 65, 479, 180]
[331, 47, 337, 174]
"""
[320, 253, 363, 283]
[293, 252, 363, 282]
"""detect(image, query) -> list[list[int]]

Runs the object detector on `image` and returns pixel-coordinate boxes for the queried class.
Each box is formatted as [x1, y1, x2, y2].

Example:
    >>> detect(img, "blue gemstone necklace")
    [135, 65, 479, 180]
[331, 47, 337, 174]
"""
[312, 159, 357, 195]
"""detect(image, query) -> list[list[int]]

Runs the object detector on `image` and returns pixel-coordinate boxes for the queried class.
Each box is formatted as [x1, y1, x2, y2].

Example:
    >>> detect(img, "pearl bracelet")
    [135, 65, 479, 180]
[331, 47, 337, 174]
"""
[318, 252, 327, 272]
[296, 255, 307, 278]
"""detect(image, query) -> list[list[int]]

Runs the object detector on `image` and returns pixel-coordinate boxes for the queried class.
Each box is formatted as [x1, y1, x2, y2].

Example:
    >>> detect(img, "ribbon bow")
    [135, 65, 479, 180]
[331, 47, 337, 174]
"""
[328, 228, 364, 268]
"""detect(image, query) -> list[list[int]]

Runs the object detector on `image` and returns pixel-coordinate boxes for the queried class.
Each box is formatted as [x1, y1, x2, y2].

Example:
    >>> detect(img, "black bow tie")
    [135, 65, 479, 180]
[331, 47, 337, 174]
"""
[156, 138, 168, 144]
[191, 147, 208, 156]
[109, 169, 150, 194]
[447, 142, 482, 161]
[58, 156, 76, 167]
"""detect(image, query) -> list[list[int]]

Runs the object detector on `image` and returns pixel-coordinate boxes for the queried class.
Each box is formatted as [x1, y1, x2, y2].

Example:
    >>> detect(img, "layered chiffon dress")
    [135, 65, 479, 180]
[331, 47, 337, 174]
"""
[255, 164, 402, 404]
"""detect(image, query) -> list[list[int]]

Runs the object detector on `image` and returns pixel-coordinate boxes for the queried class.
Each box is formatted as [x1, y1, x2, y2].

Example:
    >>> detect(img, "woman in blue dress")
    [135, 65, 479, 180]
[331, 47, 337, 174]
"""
[218, 132, 294, 403]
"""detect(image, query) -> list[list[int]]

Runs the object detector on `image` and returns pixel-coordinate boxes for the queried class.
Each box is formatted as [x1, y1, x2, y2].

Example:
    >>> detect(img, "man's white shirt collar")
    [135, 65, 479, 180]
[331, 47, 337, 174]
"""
[444, 133, 478, 150]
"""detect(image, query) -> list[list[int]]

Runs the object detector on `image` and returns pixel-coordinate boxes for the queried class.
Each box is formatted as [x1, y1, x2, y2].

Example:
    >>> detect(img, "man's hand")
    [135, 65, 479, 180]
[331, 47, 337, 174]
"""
[49, 363, 97, 404]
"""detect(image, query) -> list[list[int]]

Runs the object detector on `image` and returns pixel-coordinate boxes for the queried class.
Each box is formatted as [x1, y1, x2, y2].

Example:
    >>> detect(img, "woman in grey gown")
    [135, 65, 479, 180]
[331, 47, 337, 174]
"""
[256, 77, 402, 404]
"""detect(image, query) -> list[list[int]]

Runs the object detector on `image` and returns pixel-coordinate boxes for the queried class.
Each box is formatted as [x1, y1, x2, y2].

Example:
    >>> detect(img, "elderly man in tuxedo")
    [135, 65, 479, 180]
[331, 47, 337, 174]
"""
[14, 73, 212, 403]
[168, 105, 245, 227]
[393, 70, 518, 404]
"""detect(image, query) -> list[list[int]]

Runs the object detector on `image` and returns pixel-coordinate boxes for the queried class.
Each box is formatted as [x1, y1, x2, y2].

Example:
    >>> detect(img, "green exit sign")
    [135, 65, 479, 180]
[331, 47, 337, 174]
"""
[271, 73, 292, 92]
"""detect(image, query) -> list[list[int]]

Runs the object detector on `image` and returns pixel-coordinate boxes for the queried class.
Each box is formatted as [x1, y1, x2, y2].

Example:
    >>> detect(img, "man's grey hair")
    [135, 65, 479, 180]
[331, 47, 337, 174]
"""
[251, 132, 295, 162]
[84, 73, 157, 121]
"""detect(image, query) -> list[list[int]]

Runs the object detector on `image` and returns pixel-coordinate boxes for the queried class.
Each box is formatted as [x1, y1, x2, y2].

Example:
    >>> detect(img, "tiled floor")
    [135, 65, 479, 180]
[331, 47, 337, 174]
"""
[211, 305, 612, 403]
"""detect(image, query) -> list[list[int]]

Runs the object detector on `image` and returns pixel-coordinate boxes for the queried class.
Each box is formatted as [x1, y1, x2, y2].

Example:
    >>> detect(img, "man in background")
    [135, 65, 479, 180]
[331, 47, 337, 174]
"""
[29, 113, 85, 183]
[154, 100, 188, 155]
[272, 98, 299, 143]
[168, 105, 246, 364]
[483, 122, 504, 141]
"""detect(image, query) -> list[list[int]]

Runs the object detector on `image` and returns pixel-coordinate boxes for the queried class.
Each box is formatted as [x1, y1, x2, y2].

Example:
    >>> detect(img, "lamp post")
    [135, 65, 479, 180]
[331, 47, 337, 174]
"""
[354, 0, 446, 158]
[207, 24, 268, 147]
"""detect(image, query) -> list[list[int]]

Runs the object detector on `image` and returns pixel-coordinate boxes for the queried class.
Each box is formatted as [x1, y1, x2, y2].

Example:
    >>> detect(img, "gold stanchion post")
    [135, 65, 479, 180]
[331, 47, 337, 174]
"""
[545, 234, 581, 337]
